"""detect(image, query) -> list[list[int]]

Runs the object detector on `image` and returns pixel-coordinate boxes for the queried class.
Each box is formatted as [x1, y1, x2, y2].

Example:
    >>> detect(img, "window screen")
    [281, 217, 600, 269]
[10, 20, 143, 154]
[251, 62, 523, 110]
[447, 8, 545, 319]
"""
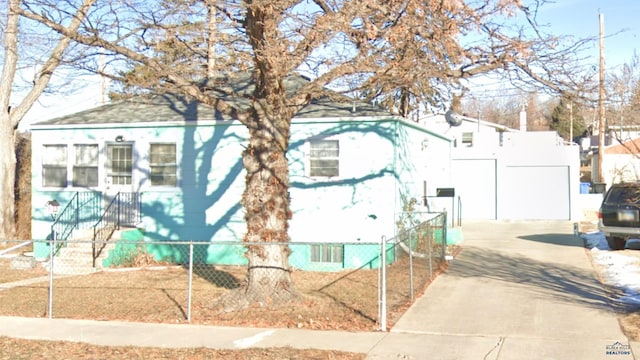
[42, 145, 67, 187]
[309, 140, 339, 177]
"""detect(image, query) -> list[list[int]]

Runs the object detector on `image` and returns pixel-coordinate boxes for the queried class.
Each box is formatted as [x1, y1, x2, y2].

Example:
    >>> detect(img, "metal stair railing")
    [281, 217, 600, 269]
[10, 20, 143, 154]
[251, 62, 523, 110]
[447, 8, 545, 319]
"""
[92, 193, 120, 268]
[49, 191, 139, 268]
[91, 192, 141, 267]
[50, 192, 104, 255]
[50, 192, 80, 255]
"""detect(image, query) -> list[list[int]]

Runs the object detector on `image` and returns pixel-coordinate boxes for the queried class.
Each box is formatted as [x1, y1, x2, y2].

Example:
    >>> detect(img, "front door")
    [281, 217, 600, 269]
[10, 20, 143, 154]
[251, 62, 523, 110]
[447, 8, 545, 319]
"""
[105, 143, 138, 226]
[106, 143, 133, 190]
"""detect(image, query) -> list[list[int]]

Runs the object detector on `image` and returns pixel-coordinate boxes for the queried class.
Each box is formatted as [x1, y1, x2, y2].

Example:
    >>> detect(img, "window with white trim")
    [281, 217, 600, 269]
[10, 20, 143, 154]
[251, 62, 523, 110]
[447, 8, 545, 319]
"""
[42, 145, 67, 187]
[309, 140, 339, 177]
[150, 143, 177, 186]
[73, 144, 99, 187]
[310, 244, 343, 263]
[461, 132, 473, 147]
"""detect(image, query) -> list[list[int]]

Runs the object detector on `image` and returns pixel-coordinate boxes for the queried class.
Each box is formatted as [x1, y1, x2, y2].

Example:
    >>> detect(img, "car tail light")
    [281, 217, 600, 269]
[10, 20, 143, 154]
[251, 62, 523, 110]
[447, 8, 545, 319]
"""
[597, 211, 602, 220]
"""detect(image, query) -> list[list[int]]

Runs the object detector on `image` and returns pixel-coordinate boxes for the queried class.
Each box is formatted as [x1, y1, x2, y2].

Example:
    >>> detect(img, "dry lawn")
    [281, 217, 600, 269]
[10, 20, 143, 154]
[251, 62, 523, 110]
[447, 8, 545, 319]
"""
[0, 253, 446, 331]
[3, 242, 640, 358]
[0, 250, 449, 359]
[0, 336, 365, 360]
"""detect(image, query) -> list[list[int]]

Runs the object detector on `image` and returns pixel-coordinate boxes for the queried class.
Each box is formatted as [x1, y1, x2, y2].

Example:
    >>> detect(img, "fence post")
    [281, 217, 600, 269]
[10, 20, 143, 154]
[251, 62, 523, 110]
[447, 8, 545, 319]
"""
[442, 211, 448, 260]
[76, 193, 79, 230]
[187, 242, 194, 323]
[380, 236, 387, 331]
[48, 228, 56, 319]
[92, 227, 96, 268]
[409, 228, 414, 302]
[428, 221, 433, 279]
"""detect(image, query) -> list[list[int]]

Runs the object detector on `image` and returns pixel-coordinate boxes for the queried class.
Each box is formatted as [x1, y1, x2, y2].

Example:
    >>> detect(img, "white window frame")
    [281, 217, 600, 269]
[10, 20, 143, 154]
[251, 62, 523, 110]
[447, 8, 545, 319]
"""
[308, 139, 339, 177]
[72, 144, 99, 188]
[149, 143, 177, 186]
[461, 132, 473, 147]
[310, 244, 343, 264]
[42, 144, 68, 188]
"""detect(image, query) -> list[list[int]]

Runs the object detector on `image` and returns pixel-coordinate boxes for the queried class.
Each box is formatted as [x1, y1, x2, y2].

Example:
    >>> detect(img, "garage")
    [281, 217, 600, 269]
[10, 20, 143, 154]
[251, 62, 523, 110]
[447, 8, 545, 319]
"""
[452, 159, 497, 220]
[500, 165, 571, 220]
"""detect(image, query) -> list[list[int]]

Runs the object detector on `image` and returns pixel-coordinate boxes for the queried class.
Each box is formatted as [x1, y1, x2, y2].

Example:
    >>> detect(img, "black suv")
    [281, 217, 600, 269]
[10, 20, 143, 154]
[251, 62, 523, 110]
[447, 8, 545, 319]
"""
[598, 182, 640, 250]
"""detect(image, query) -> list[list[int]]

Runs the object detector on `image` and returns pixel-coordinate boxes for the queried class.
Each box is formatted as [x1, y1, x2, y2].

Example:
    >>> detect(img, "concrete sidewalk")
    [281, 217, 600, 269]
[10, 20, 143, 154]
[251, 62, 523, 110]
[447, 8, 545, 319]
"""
[0, 221, 637, 359]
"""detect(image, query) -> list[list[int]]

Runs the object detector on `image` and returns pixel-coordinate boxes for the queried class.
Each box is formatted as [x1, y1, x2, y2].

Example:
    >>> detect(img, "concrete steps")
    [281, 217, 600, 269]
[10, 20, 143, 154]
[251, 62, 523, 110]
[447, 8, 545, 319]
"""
[45, 228, 120, 275]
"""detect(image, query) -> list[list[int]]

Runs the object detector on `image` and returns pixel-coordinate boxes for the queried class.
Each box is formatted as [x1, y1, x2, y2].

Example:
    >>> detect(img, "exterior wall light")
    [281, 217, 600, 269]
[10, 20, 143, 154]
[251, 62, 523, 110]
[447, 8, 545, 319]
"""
[44, 200, 60, 220]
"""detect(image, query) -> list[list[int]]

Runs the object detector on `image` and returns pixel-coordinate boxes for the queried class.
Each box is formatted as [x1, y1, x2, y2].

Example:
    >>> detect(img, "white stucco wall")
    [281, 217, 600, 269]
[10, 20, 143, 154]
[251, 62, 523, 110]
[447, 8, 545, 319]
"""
[449, 131, 580, 221]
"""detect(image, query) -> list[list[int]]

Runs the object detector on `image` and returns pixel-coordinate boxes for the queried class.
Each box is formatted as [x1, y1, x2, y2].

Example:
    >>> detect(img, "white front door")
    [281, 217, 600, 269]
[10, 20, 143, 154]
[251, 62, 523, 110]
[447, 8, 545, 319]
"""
[105, 143, 138, 226]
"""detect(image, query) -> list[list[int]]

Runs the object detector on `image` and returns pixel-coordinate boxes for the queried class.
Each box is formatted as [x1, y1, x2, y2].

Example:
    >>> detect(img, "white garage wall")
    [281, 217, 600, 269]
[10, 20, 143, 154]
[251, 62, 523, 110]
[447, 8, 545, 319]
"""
[500, 166, 570, 220]
[452, 159, 497, 219]
[451, 139, 580, 221]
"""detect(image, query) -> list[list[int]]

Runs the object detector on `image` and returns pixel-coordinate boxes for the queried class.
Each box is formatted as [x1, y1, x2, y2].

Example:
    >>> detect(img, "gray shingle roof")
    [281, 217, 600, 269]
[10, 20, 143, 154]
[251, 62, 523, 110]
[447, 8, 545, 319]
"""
[35, 94, 225, 125]
[34, 77, 394, 126]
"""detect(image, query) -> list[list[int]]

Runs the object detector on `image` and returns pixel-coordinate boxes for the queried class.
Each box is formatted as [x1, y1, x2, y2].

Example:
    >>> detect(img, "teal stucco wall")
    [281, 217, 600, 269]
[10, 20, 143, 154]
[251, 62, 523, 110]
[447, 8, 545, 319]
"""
[30, 116, 452, 270]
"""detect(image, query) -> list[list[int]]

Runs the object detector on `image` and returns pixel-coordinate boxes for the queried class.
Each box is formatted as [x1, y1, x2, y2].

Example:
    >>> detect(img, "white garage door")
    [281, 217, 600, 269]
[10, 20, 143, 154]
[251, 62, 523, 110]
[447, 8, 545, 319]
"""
[452, 159, 497, 219]
[502, 166, 570, 220]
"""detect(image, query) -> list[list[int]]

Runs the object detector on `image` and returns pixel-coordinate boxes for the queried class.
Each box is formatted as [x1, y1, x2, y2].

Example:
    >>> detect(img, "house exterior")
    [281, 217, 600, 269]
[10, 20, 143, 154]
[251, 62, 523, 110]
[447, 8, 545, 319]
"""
[420, 113, 581, 221]
[599, 137, 640, 186]
[30, 94, 452, 271]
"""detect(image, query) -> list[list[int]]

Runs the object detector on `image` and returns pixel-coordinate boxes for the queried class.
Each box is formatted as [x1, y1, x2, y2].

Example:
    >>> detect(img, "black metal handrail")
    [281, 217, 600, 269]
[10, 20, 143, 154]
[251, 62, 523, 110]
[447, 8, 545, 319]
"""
[48, 191, 138, 266]
[50, 192, 79, 254]
[90, 192, 141, 267]
[92, 193, 120, 267]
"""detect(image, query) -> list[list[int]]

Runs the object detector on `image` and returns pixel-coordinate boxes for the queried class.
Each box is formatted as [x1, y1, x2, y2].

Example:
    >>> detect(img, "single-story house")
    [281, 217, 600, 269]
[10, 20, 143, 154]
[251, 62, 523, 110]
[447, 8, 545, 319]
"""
[420, 113, 581, 221]
[30, 90, 453, 271]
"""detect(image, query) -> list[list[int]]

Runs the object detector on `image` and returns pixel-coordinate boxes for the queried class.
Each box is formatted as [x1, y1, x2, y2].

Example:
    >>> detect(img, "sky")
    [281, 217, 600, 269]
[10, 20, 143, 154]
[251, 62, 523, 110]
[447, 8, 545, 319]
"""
[17, 0, 640, 130]
[535, 0, 640, 68]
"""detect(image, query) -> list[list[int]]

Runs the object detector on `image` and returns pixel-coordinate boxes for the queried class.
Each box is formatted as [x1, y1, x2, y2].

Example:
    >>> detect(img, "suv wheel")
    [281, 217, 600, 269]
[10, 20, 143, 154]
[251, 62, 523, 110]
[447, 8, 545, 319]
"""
[606, 236, 626, 250]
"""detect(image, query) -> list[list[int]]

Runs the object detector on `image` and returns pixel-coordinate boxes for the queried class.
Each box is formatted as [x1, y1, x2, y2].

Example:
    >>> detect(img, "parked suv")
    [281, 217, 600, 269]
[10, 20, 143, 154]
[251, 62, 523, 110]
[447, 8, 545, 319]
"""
[598, 182, 640, 250]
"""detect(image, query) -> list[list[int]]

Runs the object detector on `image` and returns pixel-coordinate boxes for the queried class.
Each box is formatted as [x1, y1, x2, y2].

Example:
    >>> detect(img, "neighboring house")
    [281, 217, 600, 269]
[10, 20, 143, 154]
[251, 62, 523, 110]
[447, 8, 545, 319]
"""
[30, 91, 452, 271]
[600, 137, 640, 186]
[420, 112, 518, 150]
[608, 124, 640, 143]
[420, 113, 581, 221]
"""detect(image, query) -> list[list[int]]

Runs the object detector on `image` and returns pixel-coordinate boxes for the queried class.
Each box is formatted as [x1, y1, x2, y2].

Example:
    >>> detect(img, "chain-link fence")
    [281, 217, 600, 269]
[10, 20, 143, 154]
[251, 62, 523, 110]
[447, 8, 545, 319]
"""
[379, 211, 449, 329]
[0, 213, 451, 331]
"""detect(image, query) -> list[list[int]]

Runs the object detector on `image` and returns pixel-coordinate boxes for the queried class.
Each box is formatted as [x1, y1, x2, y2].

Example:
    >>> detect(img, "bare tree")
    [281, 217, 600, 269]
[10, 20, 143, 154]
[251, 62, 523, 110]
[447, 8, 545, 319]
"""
[606, 53, 640, 140]
[18, 0, 592, 306]
[0, 0, 96, 240]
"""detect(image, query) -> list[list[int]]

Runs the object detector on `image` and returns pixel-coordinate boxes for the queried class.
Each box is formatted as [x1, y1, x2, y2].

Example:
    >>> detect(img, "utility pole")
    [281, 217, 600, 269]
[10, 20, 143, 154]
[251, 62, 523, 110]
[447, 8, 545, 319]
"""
[597, 12, 605, 184]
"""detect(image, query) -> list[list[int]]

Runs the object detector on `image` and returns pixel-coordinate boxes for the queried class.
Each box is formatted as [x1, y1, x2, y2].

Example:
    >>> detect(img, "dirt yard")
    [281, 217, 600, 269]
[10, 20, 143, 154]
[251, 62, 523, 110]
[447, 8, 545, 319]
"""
[0, 336, 365, 359]
[3, 234, 640, 359]
[0, 251, 445, 329]
[0, 249, 448, 359]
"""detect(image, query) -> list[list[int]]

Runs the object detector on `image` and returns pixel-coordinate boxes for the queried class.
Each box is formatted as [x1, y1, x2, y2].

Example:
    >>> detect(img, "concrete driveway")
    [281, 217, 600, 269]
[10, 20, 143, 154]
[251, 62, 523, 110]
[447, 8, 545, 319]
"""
[368, 220, 636, 360]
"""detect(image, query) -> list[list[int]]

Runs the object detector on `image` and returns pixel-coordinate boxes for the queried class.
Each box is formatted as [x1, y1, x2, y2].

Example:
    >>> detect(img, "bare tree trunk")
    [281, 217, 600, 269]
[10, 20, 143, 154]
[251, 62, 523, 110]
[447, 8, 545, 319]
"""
[238, 108, 296, 306]
[0, 0, 21, 240]
[0, 115, 17, 240]
[0, 0, 96, 239]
